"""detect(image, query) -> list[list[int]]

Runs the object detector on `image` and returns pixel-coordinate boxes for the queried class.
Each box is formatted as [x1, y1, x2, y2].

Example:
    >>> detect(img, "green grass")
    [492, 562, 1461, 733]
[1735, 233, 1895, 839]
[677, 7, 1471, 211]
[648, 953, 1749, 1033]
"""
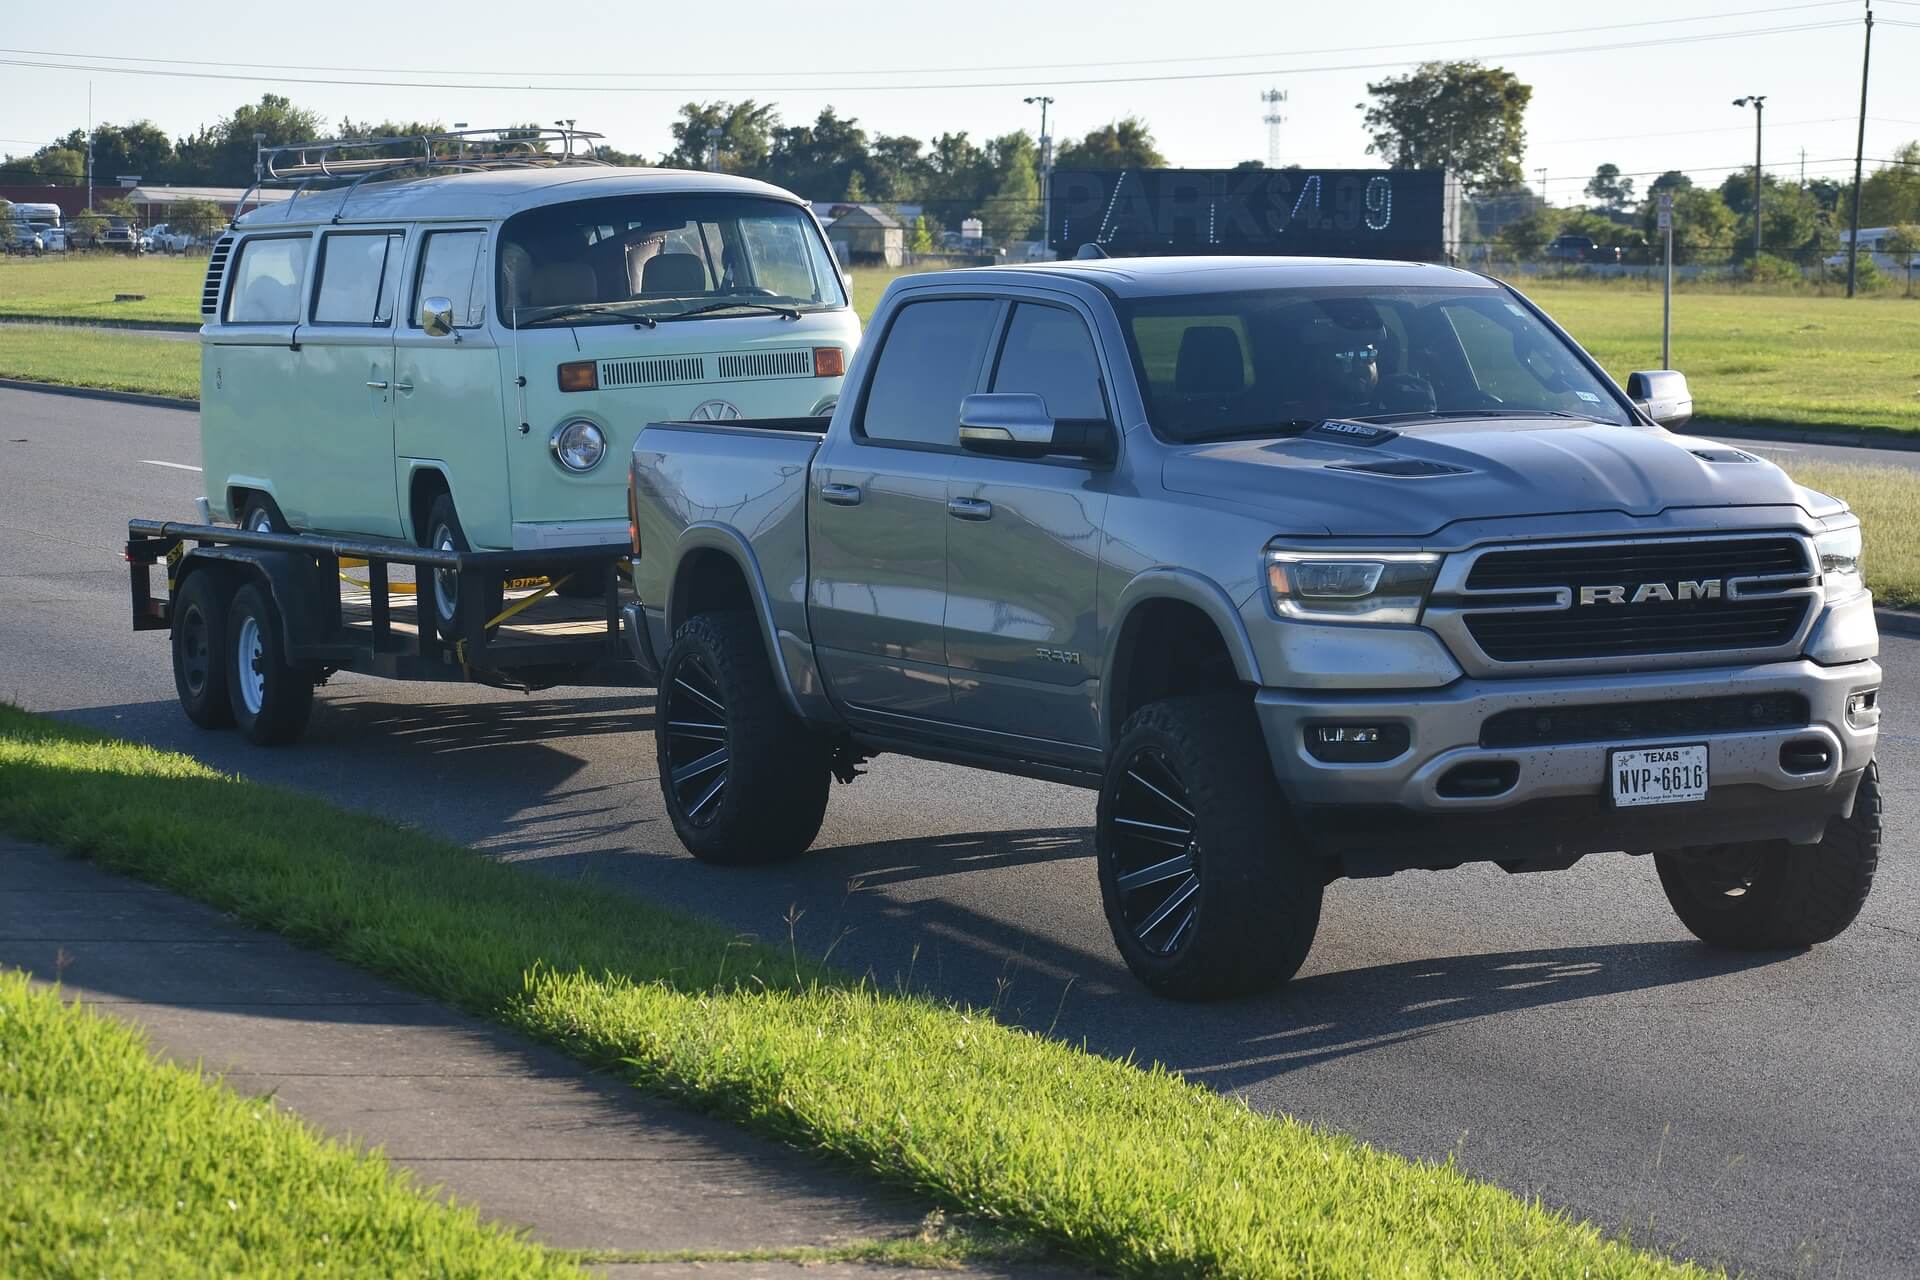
[0, 705, 1715, 1280]
[1788, 460, 1920, 608]
[0, 325, 197, 399]
[0, 253, 206, 325]
[0, 970, 580, 1279]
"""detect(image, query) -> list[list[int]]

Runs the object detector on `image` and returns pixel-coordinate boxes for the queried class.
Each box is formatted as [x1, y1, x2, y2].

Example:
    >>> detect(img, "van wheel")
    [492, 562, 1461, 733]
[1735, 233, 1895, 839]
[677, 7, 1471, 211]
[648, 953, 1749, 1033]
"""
[170, 570, 235, 729]
[656, 611, 830, 864]
[1656, 762, 1881, 948]
[422, 493, 503, 638]
[239, 494, 288, 534]
[1096, 695, 1323, 1000]
[225, 582, 314, 746]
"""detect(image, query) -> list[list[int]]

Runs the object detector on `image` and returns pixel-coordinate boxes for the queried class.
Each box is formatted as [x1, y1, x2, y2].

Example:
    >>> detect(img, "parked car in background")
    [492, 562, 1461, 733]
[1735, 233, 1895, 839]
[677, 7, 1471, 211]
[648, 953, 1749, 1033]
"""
[5, 224, 44, 254]
[103, 219, 144, 253]
[1824, 227, 1920, 274]
[1545, 234, 1620, 264]
[145, 223, 196, 253]
[39, 226, 68, 252]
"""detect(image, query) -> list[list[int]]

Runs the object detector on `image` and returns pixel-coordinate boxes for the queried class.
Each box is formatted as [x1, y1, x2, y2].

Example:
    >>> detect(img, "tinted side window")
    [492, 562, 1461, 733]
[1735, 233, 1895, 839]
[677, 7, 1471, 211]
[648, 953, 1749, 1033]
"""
[990, 303, 1106, 420]
[312, 232, 403, 325]
[859, 299, 999, 447]
[225, 236, 309, 324]
[414, 230, 486, 328]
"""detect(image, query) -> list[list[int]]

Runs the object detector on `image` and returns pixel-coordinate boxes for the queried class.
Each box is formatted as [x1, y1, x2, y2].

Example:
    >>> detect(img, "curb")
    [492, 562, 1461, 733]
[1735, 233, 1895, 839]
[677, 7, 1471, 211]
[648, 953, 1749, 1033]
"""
[1695, 420, 1920, 454]
[1874, 608, 1920, 639]
[0, 314, 201, 333]
[0, 377, 197, 412]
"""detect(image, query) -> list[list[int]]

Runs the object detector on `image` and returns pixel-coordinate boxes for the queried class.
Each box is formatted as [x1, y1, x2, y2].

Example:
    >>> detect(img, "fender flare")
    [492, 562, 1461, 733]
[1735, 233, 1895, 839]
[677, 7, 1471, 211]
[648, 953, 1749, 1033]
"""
[667, 522, 807, 720]
[1101, 568, 1265, 740]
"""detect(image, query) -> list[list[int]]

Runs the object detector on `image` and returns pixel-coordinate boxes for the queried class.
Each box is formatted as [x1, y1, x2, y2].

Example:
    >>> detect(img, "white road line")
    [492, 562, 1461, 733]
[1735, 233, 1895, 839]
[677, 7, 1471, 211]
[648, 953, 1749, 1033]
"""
[141, 459, 202, 472]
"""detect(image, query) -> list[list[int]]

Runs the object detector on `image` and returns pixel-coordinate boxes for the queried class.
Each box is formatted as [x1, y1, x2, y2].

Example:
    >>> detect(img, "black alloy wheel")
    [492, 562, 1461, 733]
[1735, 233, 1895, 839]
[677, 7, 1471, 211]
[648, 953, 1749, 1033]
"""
[663, 651, 730, 827]
[1108, 744, 1202, 956]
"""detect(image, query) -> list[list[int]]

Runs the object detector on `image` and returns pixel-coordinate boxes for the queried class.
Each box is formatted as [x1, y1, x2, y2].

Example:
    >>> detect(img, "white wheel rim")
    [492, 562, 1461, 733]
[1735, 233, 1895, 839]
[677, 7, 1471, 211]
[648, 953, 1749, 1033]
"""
[236, 615, 265, 715]
[249, 510, 274, 533]
[433, 527, 458, 622]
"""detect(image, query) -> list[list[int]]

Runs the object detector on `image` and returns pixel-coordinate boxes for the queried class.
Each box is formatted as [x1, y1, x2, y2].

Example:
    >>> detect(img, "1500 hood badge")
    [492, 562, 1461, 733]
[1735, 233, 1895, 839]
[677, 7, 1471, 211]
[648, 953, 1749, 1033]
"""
[1579, 580, 1723, 605]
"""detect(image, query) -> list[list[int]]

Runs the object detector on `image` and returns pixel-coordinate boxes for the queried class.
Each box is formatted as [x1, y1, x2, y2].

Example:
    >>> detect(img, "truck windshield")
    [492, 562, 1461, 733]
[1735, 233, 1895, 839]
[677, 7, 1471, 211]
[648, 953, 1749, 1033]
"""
[500, 194, 846, 328]
[1116, 284, 1633, 442]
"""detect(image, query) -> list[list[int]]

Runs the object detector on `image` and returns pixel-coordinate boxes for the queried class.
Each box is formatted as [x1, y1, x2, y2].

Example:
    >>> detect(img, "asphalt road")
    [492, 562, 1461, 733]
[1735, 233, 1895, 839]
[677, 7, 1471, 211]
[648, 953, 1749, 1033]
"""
[4, 386, 1916, 1278]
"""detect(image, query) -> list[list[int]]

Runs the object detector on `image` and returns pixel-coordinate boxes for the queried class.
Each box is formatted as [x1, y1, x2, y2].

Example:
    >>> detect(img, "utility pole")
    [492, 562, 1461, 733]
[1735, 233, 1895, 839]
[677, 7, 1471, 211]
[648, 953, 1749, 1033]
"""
[1659, 192, 1674, 369]
[1024, 95, 1055, 254]
[1535, 167, 1548, 204]
[705, 125, 723, 172]
[85, 82, 93, 212]
[1847, 1, 1874, 298]
[1260, 89, 1287, 168]
[1732, 95, 1766, 267]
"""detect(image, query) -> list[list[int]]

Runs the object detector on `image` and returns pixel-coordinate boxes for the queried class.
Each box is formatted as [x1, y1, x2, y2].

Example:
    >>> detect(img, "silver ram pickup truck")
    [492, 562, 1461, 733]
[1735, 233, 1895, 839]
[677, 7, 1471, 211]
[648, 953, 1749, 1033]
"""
[625, 256, 1882, 999]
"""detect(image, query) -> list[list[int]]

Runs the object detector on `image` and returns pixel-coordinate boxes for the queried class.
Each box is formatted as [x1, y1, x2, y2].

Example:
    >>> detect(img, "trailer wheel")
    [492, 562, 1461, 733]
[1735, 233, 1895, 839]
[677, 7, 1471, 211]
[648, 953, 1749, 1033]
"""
[656, 611, 830, 864]
[225, 582, 314, 746]
[170, 570, 235, 730]
[1096, 695, 1323, 1000]
[422, 493, 503, 639]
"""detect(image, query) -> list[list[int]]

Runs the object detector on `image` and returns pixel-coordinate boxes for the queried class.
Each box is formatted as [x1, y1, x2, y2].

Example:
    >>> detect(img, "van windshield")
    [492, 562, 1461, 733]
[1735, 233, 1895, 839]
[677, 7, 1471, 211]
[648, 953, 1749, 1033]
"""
[500, 194, 846, 328]
[1117, 284, 1634, 443]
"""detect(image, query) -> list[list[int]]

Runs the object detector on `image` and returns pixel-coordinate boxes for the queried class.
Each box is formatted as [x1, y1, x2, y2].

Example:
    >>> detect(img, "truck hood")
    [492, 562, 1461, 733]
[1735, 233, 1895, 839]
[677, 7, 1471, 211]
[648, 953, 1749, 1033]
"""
[1160, 419, 1819, 538]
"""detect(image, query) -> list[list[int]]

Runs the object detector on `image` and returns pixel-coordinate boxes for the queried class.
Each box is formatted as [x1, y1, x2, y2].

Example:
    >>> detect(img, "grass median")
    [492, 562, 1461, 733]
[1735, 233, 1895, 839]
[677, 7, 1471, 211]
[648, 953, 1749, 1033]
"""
[0, 970, 578, 1278]
[0, 254, 205, 325]
[0, 704, 1713, 1279]
[0, 324, 198, 400]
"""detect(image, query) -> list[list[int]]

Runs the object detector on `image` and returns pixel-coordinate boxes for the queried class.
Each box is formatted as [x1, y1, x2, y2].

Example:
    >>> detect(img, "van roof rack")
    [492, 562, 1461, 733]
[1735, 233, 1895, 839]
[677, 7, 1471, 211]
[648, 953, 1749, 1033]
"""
[233, 125, 610, 226]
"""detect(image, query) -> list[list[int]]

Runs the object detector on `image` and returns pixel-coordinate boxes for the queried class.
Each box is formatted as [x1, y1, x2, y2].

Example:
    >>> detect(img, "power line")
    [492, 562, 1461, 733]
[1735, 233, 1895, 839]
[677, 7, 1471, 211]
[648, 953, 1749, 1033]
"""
[0, 21, 1859, 94]
[0, 3, 1859, 81]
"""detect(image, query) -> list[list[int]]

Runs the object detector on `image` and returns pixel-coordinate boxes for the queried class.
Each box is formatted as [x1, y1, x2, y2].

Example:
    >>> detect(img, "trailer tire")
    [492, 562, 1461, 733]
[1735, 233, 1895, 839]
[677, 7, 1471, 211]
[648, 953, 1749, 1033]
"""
[170, 569, 235, 730]
[1096, 695, 1322, 1000]
[1656, 762, 1880, 949]
[225, 582, 315, 746]
[656, 611, 830, 864]
[422, 493, 503, 639]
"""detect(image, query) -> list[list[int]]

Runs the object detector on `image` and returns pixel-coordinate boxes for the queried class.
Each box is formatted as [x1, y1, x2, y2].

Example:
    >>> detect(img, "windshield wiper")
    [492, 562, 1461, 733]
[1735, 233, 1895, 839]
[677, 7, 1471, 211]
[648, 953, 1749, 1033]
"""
[659, 299, 801, 322]
[1356, 408, 1616, 426]
[1183, 420, 1323, 442]
[519, 303, 657, 329]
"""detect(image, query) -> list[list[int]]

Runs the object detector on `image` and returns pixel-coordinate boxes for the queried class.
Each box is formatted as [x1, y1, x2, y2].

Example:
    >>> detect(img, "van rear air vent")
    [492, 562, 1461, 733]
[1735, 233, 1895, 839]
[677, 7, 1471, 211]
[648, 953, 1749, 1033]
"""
[715, 349, 814, 380]
[1327, 458, 1473, 477]
[599, 355, 707, 389]
[200, 234, 236, 317]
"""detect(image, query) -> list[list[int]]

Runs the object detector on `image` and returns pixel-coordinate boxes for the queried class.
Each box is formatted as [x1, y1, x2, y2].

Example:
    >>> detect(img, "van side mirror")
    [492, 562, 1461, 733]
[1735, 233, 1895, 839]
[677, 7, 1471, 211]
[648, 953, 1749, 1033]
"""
[420, 295, 456, 337]
[957, 393, 1114, 463]
[1627, 370, 1693, 429]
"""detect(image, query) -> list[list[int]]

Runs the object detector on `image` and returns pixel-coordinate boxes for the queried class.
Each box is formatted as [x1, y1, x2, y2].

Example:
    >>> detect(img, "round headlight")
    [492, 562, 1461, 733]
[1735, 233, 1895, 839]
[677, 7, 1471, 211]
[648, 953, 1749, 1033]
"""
[550, 419, 606, 473]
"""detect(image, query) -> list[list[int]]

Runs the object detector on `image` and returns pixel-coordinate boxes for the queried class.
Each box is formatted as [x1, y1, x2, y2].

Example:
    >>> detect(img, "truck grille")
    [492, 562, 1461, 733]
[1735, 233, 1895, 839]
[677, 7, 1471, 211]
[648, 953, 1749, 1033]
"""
[1479, 693, 1810, 748]
[1459, 536, 1814, 662]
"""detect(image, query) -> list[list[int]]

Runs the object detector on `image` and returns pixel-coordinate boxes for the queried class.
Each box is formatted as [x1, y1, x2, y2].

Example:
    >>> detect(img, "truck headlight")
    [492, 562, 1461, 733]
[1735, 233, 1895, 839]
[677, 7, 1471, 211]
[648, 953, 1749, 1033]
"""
[550, 419, 607, 473]
[1816, 523, 1864, 600]
[1264, 547, 1440, 625]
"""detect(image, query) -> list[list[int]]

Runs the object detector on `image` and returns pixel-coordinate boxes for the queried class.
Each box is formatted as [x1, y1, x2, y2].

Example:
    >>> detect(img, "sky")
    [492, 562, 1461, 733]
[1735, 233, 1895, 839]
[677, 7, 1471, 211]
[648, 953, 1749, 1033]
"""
[1, 0, 1915, 202]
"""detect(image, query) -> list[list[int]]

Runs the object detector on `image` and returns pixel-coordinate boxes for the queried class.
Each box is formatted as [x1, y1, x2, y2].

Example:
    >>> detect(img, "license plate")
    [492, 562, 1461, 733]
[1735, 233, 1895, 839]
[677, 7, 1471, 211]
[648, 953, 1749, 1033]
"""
[1609, 744, 1709, 808]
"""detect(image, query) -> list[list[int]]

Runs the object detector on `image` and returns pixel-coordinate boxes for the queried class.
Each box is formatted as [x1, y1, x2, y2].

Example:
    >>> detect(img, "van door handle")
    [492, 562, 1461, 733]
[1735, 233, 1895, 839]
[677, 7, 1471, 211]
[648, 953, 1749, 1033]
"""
[391, 381, 414, 394]
[947, 496, 993, 521]
[366, 379, 390, 390]
[820, 483, 862, 506]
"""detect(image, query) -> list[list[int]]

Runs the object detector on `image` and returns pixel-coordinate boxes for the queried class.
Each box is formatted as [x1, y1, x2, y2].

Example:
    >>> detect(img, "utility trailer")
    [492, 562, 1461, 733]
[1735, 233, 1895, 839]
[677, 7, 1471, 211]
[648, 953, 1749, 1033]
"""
[127, 520, 650, 746]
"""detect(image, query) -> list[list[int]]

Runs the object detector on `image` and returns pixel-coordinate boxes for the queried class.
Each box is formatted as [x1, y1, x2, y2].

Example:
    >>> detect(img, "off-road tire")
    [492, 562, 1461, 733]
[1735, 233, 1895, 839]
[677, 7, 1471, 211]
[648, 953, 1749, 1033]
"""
[224, 582, 315, 746]
[656, 611, 830, 864]
[1656, 762, 1881, 948]
[1096, 695, 1323, 999]
[421, 493, 503, 640]
[170, 569, 235, 729]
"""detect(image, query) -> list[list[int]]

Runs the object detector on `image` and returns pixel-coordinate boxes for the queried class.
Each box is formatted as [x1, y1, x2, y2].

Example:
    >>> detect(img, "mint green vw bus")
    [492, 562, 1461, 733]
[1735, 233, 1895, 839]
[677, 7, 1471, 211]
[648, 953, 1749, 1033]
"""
[200, 132, 857, 629]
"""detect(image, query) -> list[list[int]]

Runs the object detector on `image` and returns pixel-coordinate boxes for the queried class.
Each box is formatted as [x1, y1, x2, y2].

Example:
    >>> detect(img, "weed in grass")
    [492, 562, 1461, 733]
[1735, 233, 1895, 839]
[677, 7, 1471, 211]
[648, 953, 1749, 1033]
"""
[0, 706, 1719, 1279]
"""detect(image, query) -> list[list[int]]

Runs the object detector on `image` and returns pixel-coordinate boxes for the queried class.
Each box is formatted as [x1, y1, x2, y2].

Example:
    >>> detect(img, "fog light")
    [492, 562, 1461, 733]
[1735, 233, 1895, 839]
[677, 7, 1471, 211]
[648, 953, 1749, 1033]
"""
[1306, 723, 1410, 763]
[1847, 689, 1879, 728]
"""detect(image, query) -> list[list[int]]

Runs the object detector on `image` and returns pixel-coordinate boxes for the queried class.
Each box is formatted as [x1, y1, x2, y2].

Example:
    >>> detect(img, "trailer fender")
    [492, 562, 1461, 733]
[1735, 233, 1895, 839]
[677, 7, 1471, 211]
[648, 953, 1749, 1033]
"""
[176, 546, 331, 668]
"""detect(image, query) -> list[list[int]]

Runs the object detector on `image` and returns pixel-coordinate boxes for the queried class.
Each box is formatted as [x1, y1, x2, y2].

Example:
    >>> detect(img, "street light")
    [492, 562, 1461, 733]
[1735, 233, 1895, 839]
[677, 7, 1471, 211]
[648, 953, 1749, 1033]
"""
[1732, 95, 1767, 266]
[1024, 95, 1055, 257]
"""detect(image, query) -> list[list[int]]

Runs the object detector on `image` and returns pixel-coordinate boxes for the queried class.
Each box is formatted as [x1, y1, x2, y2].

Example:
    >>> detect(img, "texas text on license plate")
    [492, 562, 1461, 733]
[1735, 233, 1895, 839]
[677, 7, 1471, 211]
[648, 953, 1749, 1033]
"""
[1609, 744, 1709, 807]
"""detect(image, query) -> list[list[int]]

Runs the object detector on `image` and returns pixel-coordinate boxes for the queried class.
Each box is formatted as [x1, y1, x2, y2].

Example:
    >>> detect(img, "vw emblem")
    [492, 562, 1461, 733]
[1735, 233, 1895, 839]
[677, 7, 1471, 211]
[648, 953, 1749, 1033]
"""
[689, 399, 742, 422]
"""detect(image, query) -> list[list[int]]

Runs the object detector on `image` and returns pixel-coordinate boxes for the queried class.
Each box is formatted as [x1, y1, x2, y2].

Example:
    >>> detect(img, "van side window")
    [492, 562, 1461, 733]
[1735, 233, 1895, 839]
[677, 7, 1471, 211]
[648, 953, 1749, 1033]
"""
[858, 298, 999, 447]
[413, 230, 486, 328]
[989, 304, 1107, 421]
[312, 232, 404, 326]
[225, 236, 310, 324]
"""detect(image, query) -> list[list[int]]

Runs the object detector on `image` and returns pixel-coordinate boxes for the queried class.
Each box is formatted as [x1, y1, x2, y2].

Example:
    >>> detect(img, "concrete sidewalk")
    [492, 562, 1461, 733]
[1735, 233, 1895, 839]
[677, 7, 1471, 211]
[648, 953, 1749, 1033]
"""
[0, 839, 1063, 1279]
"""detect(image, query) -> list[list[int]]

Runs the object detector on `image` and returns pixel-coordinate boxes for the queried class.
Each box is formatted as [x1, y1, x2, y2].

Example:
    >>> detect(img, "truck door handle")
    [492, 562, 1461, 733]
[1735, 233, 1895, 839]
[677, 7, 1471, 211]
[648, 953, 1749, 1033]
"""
[947, 496, 993, 521]
[820, 483, 862, 506]
[365, 379, 390, 390]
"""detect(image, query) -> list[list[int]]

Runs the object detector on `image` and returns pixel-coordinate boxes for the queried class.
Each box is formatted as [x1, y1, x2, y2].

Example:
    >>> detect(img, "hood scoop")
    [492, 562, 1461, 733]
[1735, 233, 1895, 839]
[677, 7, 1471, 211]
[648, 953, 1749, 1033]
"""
[1328, 457, 1474, 478]
[1689, 447, 1762, 464]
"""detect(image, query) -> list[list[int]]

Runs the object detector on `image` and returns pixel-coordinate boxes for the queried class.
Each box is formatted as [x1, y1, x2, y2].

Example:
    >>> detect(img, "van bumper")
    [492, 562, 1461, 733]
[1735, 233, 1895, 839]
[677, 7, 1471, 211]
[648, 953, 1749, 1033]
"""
[1252, 658, 1881, 867]
[511, 519, 629, 550]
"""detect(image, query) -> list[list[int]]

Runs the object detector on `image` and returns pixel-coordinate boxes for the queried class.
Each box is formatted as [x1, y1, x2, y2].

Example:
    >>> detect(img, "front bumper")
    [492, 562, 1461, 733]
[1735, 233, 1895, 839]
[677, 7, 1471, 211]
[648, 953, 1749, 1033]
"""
[1255, 658, 1880, 864]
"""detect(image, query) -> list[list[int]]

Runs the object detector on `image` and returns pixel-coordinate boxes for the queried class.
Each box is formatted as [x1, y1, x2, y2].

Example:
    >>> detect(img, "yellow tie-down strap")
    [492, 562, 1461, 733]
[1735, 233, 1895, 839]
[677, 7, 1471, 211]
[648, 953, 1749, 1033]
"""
[455, 574, 574, 672]
[338, 557, 558, 597]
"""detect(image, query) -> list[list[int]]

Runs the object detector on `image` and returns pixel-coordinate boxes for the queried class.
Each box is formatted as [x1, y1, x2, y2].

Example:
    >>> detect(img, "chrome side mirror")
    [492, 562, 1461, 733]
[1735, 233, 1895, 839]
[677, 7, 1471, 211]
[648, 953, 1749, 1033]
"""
[419, 295, 456, 337]
[1627, 369, 1693, 430]
[957, 392, 1113, 463]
